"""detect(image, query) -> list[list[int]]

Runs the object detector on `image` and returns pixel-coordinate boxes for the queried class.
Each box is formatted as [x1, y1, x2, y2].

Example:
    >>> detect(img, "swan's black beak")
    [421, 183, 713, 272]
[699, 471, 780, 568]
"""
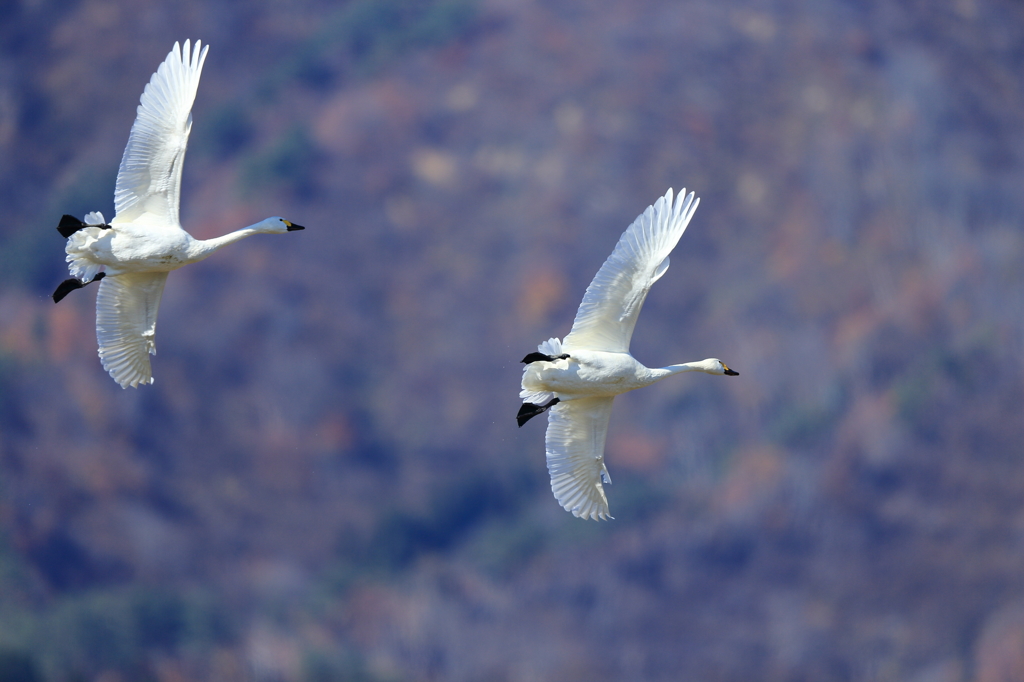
[284, 220, 305, 231]
[723, 364, 739, 376]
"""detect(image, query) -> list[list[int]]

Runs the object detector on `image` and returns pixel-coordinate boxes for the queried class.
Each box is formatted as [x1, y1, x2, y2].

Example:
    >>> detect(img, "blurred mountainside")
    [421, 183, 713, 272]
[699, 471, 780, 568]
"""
[1, 0, 1024, 680]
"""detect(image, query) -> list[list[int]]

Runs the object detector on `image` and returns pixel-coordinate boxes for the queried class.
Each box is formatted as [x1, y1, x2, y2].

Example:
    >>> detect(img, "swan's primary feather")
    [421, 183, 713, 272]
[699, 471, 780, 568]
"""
[113, 40, 208, 227]
[563, 188, 699, 353]
[545, 396, 616, 520]
[96, 272, 168, 388]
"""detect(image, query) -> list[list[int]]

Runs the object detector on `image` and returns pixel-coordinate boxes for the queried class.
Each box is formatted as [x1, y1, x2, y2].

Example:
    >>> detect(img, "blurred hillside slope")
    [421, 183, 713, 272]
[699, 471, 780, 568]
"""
[1, 0, 1023, 680]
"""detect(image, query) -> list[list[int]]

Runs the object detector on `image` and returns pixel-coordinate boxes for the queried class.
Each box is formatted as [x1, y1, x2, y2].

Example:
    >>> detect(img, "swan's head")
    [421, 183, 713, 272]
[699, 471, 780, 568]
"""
[256, 217, 305, 233]
[703, 358, 739, 376]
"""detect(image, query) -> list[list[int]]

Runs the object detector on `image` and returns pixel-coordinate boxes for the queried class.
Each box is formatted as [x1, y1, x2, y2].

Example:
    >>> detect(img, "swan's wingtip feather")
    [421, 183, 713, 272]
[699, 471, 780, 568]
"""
[567, 502, 613, 521]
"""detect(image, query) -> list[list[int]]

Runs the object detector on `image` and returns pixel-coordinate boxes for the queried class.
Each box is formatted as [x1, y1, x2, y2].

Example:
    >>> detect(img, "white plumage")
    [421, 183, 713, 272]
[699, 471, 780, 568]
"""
[54, 41, 304, 388]
[519, 188, 738, 520]
[545, 396, 615, 521]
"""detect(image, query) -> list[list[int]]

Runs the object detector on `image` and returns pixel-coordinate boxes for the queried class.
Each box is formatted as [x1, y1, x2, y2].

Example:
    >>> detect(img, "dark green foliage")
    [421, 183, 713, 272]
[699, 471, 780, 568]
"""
[463, 516, 547, 578]
[770, 401, 838, 449]
[0, 649, 41, 682]
[0, 353, 18, 419]
[275, 0, 479, 93]
[178, 591, 236, 648]
[366, 471, 516, 570]
[302, 648, 398, 682]
[25, 529, 131, 593]
[241, 126, 322, 199]
[0, 226, 60, 294]
[329, 0, 477, 68]
[0, 587, 237, 680]
[47, 594, 139, 674]
[199, 103, 255, 160]
[893, 335, 997, 437]
[604, 475, 672, 521]
[320, 469, 538, 583]
[130, 589, 186, 650]
[892, 369, 935, 432]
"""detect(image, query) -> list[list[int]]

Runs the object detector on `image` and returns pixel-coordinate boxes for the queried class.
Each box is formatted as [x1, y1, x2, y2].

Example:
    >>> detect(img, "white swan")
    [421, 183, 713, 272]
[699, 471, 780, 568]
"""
[518, 188, 738, 520]
[52, 40, 304, 388]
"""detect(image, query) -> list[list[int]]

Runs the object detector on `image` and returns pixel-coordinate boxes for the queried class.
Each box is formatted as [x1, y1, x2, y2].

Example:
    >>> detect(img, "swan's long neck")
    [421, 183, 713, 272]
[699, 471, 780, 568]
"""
[186, 224, 266, 262]
[649, 361, 714, 380]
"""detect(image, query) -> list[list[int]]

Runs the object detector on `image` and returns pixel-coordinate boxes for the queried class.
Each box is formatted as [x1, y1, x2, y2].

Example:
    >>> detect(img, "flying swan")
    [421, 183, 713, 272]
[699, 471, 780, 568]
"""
[52, 40, 304, 388]
[518, 188, 738, 520]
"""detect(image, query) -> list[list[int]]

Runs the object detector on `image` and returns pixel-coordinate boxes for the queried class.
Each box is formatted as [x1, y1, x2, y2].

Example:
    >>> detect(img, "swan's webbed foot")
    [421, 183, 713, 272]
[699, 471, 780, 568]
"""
[52, 272, 105, 303]
[52, 278, 84, 302]
[517, 397, 560, 427]
[521, 352, 570, 364]
[57, 214, 112, 238]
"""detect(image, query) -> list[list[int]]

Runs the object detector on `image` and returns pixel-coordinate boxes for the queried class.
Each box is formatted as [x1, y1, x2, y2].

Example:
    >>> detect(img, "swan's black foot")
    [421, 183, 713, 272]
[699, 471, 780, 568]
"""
[57, 215, 112, 238]
[52, 278, 83, 302]
[517, 397, 560, 427]
[521, 352, 570, 364]
[52, 272, 105, 303]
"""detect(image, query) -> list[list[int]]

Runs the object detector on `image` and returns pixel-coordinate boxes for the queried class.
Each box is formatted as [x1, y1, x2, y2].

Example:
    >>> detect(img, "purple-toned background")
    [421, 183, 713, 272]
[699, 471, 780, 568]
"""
[1, 1, 1022, 680]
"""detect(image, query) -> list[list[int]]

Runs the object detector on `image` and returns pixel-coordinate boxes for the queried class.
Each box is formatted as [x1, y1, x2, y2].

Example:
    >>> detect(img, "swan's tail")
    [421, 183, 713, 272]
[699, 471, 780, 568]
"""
[520, 337, 563, 404]
[536, 337, 564, 357]
[64, 211, 107, 282]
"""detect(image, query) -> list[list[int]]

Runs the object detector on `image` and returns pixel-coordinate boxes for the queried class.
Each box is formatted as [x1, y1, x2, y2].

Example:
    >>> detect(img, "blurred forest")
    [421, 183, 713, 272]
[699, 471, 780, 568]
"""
[1, 0, 1023, 680]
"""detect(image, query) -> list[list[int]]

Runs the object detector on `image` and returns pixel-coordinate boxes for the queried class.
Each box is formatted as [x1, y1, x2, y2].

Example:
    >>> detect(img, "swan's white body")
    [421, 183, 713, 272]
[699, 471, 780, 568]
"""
[59, 41, 303, 388]
[520, 188, 737, 520]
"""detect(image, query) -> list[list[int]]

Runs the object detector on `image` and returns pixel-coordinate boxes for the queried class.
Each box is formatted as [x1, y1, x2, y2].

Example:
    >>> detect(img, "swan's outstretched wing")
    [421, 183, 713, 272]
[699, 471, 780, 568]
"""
[545, 396, 616, 520]
[96, 272, 169, 388]
[113, 40, 208, 227]
[563, 188, 699, 353]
